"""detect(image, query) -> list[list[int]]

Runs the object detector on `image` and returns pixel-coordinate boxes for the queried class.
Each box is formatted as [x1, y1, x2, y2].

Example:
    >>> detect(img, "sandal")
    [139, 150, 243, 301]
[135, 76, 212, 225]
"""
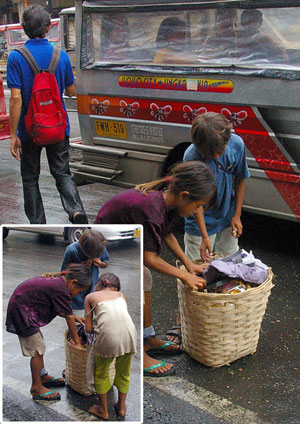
[43, 376, 65, 387]
[146, 341, 182, 356]
[32, 390, 61, 401]
[114, 403, 126, 421]
[166, 325, 182, 345]
[144, 360, 176, 377]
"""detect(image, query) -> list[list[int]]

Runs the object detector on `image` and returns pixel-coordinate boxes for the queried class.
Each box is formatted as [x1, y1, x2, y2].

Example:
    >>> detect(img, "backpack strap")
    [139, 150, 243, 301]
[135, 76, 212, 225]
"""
[48, 46, 61, 75]
[14, 46, 40, 76]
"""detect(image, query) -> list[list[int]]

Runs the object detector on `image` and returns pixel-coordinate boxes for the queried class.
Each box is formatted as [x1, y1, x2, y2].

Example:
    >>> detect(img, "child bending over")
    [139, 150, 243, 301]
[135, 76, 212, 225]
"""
[6, 264, 92, 401]
[85, 273, 137, 421]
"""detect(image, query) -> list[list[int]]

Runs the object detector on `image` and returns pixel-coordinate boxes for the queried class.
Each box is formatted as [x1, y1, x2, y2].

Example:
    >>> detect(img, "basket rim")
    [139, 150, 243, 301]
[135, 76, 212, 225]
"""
[177, 267, 274, 299]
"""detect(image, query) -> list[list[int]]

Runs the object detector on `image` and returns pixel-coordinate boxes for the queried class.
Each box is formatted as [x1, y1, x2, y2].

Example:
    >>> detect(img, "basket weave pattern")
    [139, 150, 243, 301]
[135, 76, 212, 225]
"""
[177, 264, 274, 368]
[64, 330, 115, 395]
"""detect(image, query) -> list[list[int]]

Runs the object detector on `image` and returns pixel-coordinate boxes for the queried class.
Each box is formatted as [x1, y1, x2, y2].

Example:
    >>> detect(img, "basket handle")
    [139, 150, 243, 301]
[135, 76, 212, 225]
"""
[175, 260, 182, 269]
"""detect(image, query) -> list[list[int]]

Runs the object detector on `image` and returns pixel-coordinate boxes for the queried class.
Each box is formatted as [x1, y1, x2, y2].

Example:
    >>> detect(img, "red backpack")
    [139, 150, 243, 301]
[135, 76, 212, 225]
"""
[15, 46, 67, 146]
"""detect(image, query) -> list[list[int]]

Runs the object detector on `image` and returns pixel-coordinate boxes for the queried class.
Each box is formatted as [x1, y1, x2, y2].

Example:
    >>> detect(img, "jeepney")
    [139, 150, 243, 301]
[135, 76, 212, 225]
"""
[72, 0, 300, 223]
[0, 19, 61, 78]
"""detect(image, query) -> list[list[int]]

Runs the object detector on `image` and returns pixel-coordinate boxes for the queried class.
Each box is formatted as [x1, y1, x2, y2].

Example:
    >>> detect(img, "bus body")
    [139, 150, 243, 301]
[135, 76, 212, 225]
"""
[73, 0, 300, 223]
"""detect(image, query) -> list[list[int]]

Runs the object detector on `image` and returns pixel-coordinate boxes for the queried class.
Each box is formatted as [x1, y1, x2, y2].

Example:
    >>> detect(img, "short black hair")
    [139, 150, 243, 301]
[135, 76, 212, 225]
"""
[22, 5, 51, 39]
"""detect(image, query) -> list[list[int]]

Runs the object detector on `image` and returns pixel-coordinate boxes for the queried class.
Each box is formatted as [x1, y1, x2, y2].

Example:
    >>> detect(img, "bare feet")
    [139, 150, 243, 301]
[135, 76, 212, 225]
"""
[144, 336, 180, 353]
[144, 351, 174, 376]
[114, 402, 126, 418]
[88, 404, 109, 421]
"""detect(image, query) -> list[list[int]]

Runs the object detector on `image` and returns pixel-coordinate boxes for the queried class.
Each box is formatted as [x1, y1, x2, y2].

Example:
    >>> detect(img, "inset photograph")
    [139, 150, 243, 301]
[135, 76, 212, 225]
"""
[2, 224, 142, 423]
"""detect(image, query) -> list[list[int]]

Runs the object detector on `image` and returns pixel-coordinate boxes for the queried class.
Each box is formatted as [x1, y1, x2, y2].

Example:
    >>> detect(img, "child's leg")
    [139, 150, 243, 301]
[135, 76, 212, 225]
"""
[113, 353, 132, 417]
[19, 331, 60, 399]
[214, 227, 239, 256]
[88, 356, 113, 420]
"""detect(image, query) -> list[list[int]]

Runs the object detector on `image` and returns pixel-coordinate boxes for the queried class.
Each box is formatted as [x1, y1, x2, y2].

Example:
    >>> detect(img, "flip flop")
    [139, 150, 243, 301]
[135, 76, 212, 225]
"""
[114, 403, 126, 421]
[166, 325, 182, 345]
[88, 407, 110, 421]
[43, 376, 65, 387]
[144, 360, 176, 377]
[147, 341, 183, 356]
[32, 390, 61, 401]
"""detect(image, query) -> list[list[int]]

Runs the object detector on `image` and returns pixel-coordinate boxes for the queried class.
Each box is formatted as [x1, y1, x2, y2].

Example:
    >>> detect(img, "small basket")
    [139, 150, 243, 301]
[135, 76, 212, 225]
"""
[177, 259, 274, 368]
[64, 330, 115, 395]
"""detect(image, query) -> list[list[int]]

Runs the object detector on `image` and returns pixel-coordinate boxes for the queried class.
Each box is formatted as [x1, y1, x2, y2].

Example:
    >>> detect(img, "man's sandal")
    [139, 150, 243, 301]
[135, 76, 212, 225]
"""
[146, 341, 183, 355]
[144, 360, 176, 377]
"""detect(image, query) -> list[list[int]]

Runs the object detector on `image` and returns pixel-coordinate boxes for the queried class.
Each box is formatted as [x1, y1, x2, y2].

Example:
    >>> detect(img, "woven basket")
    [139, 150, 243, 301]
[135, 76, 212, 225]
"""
[64, 330, 115, 395]
[177, 259, 274, 368]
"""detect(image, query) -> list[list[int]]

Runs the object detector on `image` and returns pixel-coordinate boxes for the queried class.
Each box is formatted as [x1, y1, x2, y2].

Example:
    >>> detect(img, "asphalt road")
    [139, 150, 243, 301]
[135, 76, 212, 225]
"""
[2, 230, 142, 422]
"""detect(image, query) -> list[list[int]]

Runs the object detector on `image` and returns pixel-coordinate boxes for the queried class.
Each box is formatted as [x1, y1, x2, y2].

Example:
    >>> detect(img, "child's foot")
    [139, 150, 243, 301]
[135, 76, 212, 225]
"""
[144, 336, 181, 354]
[31, 385, 60, 401]
[165, 324, 182, 345]
[144, 352, 174, 376]
[88, 405, 109, 421]
[114, 402, 126, 419]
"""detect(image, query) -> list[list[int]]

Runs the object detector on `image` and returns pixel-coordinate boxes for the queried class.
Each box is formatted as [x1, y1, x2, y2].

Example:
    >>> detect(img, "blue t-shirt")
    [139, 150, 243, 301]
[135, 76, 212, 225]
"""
[61, 242, 110, 310]
[184, 133, 250, 236]
[7, 38, 74, 142]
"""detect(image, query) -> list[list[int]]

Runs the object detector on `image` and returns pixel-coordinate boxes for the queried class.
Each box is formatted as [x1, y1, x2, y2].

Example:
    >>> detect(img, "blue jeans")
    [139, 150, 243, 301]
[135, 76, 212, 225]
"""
[20, 137, 85, 223]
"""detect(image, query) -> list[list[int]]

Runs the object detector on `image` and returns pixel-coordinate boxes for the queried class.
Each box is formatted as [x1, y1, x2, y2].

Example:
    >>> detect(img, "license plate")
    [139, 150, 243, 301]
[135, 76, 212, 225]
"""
[133, 228, 141, 238]
[94, 119, 127, 139]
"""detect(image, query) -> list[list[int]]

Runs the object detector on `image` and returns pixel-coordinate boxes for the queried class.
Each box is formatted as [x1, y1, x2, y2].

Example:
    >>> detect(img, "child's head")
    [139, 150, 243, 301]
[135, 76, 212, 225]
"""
[191, 112, 232, 159]
[78, 229, 106, 260]
[136, 161, 217, 213]
[64, 263, 93, 298]
[94, 273, 121, 292]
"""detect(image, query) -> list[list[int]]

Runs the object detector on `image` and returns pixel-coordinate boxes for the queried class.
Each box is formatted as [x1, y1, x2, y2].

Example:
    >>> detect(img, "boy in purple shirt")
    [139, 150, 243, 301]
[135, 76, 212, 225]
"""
[6, 264, 91, 401]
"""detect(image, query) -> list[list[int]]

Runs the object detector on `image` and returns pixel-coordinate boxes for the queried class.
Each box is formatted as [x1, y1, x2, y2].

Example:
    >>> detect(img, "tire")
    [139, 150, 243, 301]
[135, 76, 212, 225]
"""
[2, 227, 9, 239]
[65, 227, 90, 244]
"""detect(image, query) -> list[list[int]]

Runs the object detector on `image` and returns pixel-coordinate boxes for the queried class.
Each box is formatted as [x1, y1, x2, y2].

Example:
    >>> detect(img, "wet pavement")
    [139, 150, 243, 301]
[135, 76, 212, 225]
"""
[2, 230, 142, 422]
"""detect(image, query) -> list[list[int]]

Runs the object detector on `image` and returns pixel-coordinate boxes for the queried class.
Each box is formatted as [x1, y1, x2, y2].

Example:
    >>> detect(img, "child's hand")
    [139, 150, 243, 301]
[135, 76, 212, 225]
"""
[74, 316, 85, 324]
[182, 272, 206, 291]
[187, 262, 209, 275]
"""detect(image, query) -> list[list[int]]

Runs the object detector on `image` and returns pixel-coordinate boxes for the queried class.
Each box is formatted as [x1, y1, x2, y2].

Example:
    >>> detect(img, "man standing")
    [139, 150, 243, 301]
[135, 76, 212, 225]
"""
[7, 4, 88, 224]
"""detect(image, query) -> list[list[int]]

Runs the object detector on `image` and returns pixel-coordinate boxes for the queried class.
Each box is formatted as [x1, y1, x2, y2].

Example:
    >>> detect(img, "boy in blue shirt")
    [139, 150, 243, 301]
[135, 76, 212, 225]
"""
[166, 112, 250, 345]
[61, 229, 109, 317]
[7, 4, 87, 224]
[184, 112, 250, 261]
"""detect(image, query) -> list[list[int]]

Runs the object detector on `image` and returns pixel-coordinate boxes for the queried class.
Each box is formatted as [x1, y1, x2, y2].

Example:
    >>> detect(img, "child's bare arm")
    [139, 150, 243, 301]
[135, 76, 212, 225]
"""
[84, 294, 94, 333]
[65, 314, 81, 346]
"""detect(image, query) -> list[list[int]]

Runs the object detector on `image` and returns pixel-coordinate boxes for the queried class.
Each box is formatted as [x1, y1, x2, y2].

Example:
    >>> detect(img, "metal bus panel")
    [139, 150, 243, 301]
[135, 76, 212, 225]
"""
[73, 0, 300, 222]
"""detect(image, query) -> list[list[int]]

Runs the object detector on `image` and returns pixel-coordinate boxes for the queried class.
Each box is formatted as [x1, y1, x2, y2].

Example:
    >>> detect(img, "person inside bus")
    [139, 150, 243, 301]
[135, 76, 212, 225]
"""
[153, 17, 190, 64]
[100, 14, 130, 62]
[238, 9, 288, 64]
[199, 8, 238, 61]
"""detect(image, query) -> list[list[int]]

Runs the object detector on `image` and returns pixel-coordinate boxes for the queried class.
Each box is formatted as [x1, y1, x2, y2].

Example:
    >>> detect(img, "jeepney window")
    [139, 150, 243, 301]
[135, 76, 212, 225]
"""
[46, 22, 60, 43]
[64, 16, 75, 50]
[81, 7, 300, 70]
[9, 29, 27, 45]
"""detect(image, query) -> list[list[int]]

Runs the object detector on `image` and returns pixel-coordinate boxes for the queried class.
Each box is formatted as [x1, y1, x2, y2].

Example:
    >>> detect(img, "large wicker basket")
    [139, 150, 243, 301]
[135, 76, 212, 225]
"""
[177, 260, 274, 368]
[64, 330, 115, 395]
